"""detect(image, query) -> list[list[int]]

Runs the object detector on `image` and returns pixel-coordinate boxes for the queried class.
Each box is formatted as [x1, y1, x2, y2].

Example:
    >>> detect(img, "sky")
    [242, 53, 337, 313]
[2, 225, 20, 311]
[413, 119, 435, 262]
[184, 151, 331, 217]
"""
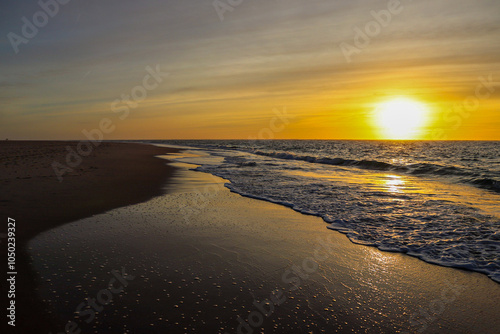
[0, 0, 499, 140]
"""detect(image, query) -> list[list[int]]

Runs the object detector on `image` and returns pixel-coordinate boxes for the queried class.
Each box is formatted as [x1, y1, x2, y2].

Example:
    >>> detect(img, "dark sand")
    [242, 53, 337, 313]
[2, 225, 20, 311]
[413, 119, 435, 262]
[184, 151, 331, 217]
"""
[27, 156, 500, 333]
[0, 141, 178, 333]
[2, 143, 500, 334]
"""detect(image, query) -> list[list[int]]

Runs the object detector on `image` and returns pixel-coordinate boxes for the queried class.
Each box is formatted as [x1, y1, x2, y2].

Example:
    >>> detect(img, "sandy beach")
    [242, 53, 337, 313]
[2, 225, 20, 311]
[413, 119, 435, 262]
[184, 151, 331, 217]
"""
[20, 147, 500, 333]
[0, 141, 178, 333]
[4, 0, 500, 332]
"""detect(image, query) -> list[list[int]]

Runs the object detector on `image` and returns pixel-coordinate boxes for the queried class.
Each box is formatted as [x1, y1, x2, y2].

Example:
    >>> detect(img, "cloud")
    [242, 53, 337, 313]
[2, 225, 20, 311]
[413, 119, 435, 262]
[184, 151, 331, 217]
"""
[1, 0, 499, 139]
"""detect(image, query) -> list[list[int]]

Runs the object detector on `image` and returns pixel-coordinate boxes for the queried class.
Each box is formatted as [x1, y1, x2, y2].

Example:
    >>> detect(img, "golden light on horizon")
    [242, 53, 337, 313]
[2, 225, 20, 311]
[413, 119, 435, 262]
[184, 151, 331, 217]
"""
[374, 97, 431, 140]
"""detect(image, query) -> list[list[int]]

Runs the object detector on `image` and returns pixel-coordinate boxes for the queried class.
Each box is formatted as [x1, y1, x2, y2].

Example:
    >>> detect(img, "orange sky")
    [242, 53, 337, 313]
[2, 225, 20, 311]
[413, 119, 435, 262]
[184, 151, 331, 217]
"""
[1, 0, 499, 140]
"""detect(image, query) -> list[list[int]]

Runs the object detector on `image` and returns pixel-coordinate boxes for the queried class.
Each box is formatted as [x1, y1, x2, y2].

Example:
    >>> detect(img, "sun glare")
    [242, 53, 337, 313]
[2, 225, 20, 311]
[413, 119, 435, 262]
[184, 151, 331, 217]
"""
[374, 97, 430, 140]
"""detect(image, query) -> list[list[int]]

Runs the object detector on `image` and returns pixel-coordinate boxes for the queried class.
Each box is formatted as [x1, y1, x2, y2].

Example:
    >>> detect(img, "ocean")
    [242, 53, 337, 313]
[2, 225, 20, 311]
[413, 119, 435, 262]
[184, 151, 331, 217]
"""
[150, 140, 500, 283]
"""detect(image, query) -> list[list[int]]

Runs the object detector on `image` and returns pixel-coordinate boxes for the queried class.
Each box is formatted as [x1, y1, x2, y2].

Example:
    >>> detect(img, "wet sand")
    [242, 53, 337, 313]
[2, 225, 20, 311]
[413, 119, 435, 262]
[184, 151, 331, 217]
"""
[0, 141, 178, 333]
[27, 153, 500, 333]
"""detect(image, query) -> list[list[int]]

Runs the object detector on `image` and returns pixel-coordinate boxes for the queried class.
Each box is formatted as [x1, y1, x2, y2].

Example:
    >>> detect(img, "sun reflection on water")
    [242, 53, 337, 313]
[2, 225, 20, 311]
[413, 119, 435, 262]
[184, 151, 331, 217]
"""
[384, 175, 405, 193]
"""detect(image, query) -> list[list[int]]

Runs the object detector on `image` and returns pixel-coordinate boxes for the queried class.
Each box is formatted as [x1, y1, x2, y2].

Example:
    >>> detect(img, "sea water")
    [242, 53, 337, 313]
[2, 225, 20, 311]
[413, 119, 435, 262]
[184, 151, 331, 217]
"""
[150, 140, 500, 283]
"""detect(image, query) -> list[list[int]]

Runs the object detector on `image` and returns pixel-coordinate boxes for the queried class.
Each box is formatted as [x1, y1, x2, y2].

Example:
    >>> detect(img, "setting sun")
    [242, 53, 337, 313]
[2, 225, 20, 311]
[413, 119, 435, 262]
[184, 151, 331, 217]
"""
[374, 97, 431, 140]
[2, 1, 500, 332]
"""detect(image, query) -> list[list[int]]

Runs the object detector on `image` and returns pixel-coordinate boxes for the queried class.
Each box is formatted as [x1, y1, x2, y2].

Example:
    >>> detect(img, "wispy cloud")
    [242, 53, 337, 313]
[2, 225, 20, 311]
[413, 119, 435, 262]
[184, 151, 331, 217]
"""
[1, 0, 499, 139]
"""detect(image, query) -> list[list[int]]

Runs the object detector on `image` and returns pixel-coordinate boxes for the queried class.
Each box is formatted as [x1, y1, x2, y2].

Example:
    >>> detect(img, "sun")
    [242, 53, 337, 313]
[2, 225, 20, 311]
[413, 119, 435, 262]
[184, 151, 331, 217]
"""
[374, 97, 430, 140]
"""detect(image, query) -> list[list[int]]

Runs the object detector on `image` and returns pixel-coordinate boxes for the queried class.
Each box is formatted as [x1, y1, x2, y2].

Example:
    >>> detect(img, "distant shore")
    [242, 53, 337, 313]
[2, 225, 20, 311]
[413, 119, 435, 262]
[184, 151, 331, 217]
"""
[0, 141, 178, 333]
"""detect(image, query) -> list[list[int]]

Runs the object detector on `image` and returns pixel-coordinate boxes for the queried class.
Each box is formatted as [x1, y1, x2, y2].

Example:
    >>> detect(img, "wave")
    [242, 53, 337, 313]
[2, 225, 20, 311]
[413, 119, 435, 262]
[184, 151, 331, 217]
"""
[159, 140, 500, 283]
[470, 178, 500, 193]
[196, 165, 500, 284]
[253, 150, 500, 193]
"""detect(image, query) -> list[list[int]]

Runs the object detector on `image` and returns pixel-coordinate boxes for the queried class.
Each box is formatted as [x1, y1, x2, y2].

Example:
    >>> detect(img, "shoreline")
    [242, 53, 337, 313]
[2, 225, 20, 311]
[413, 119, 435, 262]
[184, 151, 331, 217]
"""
[28, 157, 500, 333]
[0, 141, 179, 333]
[3, 142, 499, 333]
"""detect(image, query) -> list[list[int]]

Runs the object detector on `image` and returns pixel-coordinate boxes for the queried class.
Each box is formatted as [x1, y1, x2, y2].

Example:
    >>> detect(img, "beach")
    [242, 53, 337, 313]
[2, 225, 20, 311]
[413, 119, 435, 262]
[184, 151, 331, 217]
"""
[0, 141, 178, 333]
[11, 144, 499, 333]
[3, 0, 499, 332]
[0, 0, 500, 334]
